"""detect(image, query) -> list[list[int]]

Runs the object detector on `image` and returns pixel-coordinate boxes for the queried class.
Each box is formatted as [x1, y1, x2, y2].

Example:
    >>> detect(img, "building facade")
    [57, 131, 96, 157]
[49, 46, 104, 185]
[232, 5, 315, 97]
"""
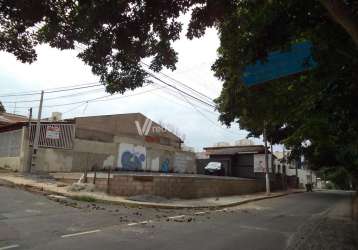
[0, 113, 195, 174]
[197, 145, 276, 179]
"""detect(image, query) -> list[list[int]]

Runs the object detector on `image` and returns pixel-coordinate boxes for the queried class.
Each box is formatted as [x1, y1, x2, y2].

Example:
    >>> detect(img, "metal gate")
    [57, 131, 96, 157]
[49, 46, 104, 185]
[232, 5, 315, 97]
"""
[29, 123, 74, 149]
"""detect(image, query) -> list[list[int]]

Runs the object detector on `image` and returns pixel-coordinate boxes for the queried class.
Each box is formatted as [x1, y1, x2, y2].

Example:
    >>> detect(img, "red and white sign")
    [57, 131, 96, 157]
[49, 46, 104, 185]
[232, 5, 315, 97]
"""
[46, 125, 60, 139]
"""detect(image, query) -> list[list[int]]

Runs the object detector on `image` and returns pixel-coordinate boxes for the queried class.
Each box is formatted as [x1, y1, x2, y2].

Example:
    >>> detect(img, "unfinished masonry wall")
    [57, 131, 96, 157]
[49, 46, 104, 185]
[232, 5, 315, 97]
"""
[34, 138, 117, 173]
[90, 174, 265, 199]
[0, 128, 28, 171]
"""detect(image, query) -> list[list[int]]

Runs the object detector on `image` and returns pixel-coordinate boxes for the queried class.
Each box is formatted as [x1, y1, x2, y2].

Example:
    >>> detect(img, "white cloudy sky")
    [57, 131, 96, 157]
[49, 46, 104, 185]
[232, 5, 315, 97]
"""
[0, 17, 274, 151]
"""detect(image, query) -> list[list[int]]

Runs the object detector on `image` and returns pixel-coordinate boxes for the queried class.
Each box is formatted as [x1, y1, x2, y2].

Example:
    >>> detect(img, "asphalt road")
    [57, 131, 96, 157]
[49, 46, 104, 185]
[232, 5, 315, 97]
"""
[0, 186, 356, 250]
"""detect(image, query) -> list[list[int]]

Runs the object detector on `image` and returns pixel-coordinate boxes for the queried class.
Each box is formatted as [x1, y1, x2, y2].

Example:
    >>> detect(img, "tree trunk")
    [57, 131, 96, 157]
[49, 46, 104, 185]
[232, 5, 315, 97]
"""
[319, 0, 358, 46]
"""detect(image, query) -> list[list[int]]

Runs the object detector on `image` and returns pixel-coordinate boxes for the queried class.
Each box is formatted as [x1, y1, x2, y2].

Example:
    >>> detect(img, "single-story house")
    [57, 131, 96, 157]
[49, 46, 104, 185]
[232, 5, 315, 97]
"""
[197, 145, 277, 179]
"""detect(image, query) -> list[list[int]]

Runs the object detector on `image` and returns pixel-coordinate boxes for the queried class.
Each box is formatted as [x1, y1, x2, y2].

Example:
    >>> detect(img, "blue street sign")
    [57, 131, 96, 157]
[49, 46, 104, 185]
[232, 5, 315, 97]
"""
[242, 41, 317, 86]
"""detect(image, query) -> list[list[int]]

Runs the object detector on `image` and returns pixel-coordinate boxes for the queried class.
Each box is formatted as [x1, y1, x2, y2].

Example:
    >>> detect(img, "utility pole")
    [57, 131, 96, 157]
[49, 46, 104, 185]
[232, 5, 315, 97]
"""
[263, 122, 271, 194]
[27, 107, 32, 129]
[26, 108, 33, 172]
[29, 91, 44, 173]
[28, 108, 32, 128]
[282, 146, 286, 190]
[270, 140, 275, 175]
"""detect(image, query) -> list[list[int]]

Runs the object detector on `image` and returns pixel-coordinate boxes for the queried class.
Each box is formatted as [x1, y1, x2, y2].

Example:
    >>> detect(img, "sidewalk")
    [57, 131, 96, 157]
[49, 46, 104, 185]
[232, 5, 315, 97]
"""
[0, 173, 304, 209]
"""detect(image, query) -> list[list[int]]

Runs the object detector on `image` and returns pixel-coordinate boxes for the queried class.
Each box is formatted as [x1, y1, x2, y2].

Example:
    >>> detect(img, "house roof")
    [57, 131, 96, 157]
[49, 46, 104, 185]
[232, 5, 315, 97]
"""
[204, 145, 269, 156]
[0, 112, 28, 127]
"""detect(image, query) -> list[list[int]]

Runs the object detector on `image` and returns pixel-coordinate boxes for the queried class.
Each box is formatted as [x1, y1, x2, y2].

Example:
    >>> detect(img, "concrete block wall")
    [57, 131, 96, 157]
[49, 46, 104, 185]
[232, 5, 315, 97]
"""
[0, 127, 29, 172]
[104, 174, 265, 199]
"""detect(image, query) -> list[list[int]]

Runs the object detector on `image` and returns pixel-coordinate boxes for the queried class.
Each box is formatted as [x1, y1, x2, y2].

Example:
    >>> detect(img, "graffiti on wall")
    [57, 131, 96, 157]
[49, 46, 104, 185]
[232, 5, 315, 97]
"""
[118, 143, 146, 171]
[160, 159, 170, 173]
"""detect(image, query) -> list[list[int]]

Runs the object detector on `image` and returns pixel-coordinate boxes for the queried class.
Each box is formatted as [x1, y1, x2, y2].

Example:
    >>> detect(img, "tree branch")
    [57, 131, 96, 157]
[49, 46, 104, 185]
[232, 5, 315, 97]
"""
[319, 0, 358, 46]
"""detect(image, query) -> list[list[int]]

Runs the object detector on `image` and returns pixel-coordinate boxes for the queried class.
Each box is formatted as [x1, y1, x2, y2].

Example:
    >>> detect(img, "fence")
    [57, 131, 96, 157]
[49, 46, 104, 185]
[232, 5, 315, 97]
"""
[29, 123, 74, 149]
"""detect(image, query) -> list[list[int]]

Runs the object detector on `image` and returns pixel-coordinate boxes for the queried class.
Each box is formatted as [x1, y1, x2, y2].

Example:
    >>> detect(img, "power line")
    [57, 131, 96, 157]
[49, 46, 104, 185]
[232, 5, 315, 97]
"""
[1, 87, 105, 104]
[4, 82, 151, 109]
[151, 82, 218, 115]
[62, 102, 88, 114]
[149, 78, 244, 136]
[0, 91, 41, 98]
[175, 88, 245, 136]
[1, 83, 102, 101]
[145, 71, 215, 108]
[44, 83, 102, 94]
[6, 84, 162, 110]
[0, 81, 101, 97]
[141, 62, 215, 103]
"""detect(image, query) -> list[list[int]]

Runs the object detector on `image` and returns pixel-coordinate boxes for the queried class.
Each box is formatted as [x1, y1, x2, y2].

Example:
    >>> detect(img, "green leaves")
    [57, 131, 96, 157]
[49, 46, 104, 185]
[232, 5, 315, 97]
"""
[213, 0, 358, 175]
[0, 0, 193, 90]
[0, 0, 357, 177]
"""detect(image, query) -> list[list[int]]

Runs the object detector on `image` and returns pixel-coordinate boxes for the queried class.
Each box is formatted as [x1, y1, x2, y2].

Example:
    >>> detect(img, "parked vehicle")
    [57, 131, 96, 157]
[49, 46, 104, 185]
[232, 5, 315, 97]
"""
[204, 162, 225, 176]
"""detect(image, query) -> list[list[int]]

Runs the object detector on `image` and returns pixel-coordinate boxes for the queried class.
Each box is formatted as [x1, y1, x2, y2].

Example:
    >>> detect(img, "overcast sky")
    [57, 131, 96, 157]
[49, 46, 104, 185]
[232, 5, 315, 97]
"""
[0, 17, 276, 152]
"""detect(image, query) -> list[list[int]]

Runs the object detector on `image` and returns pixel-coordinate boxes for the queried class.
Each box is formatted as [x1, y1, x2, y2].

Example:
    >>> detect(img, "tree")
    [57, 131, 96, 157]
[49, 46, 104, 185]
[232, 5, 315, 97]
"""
[319, 0, 358, 46]
[0, 0, 194, 92]
[0, 101, 5, 112]
[1, 1, 357, 181]
[0, 0, 235, 92]
[212, 1, 358, 184]
[0, 1, 356, 93]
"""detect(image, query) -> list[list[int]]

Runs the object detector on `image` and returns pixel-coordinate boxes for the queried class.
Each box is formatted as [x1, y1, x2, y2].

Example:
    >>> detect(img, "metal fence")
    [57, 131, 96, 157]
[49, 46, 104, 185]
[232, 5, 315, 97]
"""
[0, 129, 22, 157]
[29, 123, 74, 149]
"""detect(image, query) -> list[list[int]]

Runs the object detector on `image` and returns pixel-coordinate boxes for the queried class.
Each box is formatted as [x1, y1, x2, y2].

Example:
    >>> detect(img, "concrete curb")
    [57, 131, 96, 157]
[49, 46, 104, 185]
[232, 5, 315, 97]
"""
[103, 190, 305, 209]
[0, 176, 305, 209]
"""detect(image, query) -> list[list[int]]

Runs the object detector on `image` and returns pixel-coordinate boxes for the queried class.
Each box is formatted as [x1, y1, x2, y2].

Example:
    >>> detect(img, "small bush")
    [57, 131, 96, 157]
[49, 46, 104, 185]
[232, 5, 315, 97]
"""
[72, 195, 97, 203]
[325, 182, 335, 190]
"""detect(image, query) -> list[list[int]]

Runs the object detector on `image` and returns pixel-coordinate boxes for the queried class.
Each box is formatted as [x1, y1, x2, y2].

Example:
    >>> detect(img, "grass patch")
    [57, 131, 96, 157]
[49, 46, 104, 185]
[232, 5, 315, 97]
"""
[72, 195, 97, 203]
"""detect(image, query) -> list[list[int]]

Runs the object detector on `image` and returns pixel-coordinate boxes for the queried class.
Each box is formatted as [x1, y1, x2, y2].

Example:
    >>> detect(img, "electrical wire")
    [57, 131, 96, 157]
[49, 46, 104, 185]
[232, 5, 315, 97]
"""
[151, 82, 217, 115]
[1, 87, 105, 104]
[44, 83, 102, 94]
[141, 62, 214, 103]
[6, 84, 162, 110]
[150, 78, 245, 136]
[0, 81, 101, 97]
[146, 71, 215, 108]
[176, 90, 246, 136]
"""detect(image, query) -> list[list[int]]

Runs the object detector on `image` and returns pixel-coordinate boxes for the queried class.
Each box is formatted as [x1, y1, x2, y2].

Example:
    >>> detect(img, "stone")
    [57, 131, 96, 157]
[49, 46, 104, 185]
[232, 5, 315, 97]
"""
[67, 183, 95, 192]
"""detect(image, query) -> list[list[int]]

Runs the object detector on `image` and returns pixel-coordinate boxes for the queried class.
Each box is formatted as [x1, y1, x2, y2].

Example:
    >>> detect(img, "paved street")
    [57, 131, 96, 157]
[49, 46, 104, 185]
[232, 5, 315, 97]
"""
[0, 186, 356, 250]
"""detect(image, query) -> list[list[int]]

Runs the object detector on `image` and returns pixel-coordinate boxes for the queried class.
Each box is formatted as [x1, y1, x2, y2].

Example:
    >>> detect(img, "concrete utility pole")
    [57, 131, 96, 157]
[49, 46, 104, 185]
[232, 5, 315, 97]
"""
[29, 91, 44, 173]
[263, 122, 271, 194]
[270, 141, 275, 175]
[26, 107, 33, 172]
[27, 108, 32, 128]
[282, 146, 286, 190]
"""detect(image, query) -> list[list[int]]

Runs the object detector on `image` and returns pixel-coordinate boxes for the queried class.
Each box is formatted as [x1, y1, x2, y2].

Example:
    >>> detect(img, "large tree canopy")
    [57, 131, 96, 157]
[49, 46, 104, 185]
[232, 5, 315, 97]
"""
[1, 0, 357, 179]
[1, 0, 356, 92]
[0, 0, 235, 93]
[213, 0, 358, 180]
